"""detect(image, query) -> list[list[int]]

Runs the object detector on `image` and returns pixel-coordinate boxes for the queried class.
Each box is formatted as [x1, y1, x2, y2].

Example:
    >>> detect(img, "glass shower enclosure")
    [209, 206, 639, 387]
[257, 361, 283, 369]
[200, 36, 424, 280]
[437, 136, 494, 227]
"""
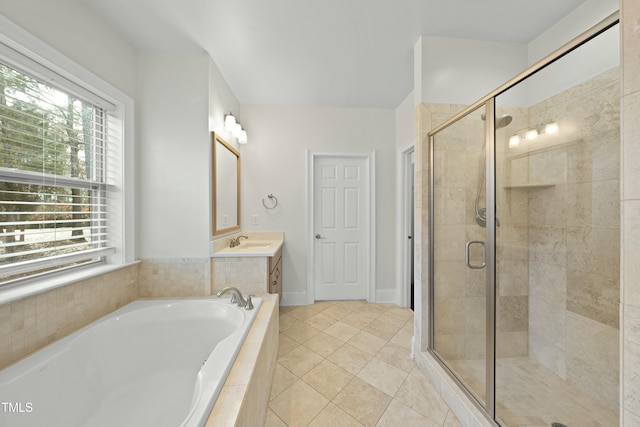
[428, 14, 620, 427]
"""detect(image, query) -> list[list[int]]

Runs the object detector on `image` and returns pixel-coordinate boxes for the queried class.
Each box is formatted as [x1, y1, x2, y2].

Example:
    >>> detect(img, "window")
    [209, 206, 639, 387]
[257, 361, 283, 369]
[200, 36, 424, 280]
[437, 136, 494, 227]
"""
[0, 60, 116, 284]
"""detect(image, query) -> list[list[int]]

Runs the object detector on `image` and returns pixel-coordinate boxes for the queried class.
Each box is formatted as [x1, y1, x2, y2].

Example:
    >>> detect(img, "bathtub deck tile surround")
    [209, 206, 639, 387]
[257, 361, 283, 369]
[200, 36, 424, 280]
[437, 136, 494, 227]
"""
[0, 265, 138, 371]
[267, 301, 463, 427]
[205, 294, 279, 427]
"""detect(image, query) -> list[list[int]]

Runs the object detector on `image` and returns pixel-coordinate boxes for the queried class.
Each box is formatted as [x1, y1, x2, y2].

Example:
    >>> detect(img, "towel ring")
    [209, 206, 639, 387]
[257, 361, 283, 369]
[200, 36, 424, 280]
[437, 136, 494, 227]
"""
[262, 193, 278, 209]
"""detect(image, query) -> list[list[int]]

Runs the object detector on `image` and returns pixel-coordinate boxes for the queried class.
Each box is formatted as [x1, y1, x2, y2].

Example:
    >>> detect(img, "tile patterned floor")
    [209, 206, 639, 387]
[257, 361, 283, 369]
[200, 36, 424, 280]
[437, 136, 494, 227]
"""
[266, 301, 462, 427]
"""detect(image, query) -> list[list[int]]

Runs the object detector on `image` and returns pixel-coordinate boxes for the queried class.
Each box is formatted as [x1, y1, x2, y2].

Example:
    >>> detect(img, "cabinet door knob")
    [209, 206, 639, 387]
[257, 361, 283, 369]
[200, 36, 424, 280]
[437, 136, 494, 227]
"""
[315, 234, 324, 239]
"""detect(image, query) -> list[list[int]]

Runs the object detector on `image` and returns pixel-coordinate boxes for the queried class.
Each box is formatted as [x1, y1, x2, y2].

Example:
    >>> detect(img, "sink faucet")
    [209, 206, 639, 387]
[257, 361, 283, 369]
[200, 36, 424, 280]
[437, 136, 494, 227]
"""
[216, 286, 254, 309]
[229, 235, 248, 248]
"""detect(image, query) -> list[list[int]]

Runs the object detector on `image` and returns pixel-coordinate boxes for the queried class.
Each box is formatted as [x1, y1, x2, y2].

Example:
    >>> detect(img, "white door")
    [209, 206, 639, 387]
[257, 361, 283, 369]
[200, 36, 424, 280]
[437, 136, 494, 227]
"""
[313, 156, 368, 300]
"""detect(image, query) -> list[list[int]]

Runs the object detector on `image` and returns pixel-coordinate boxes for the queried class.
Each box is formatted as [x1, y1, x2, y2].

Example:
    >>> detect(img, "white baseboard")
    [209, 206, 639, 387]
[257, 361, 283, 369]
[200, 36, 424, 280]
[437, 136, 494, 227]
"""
[374, 288, 396, 304]
[282, 289, 397, 306]
[280, 292, 309, 306]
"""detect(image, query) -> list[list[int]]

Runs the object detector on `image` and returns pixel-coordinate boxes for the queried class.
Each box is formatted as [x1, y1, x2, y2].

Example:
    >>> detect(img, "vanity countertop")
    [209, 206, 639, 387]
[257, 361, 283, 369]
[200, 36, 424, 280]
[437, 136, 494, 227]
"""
[210, 231, 284, 258]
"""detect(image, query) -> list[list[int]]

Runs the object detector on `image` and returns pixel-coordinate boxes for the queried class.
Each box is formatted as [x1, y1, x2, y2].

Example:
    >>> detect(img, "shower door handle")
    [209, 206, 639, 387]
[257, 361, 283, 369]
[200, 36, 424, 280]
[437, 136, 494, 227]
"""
[465, 240, 486, 269]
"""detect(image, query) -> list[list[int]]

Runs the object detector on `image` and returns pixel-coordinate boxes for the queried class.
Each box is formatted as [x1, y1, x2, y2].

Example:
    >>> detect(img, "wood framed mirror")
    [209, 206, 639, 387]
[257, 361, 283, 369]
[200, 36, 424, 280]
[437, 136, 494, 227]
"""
[212, 132, 240, 235]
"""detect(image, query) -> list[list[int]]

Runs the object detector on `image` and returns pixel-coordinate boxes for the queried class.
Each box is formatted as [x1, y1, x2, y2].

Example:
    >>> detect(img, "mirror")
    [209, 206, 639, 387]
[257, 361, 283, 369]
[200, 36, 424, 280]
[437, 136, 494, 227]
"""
[212, 132, 240, 235]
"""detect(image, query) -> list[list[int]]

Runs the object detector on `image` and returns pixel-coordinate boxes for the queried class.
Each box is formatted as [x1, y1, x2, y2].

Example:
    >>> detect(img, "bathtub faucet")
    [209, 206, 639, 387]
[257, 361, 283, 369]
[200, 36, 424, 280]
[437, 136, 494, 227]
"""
[216, 286, 254, 310]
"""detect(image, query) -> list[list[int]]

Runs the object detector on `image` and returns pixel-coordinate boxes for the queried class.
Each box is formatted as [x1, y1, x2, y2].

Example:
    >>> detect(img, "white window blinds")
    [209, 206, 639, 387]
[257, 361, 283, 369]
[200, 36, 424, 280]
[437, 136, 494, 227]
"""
[0, 60, 115, 283]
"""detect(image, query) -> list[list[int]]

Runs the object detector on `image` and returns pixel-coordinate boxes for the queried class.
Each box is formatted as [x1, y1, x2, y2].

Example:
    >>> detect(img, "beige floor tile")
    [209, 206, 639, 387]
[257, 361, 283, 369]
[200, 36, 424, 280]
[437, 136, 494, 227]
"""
[304, 331, 344, 358]
[304, 312, 338, 330]
[280, 306, 297, 315]
[279, 313, 301, 332]
[327, 343, 373, 374]
[278, 345, 324, 377]
[282, 322, 322, 344]
[325, 321, 360, 341]
[342, 312, 375, 329]
[394, 366, 450, 424]
[363, 318, 403, 341]
[333, 377, 392, 427]
[375, 400, 440, 427]
[444, 410, 464, 427]
[389, 328, 413, 349]
[270, 362, 299, 401]
[322, 304, 353, 321]
[308, 403, 363, 427]
[348, 330, 387, 355]
[357, 303, 390, 319]
[265, 408, 288, 427]
[288, 305, 322, 321]
[278, 333, 300, 358]
[334, 300, 367, 310]
[383, 306, 414, 321]
[357, 357, 408, 397]
[270, 380, 329, 427]
[302, 359, 354, 399]
[375, 342, 415, 373]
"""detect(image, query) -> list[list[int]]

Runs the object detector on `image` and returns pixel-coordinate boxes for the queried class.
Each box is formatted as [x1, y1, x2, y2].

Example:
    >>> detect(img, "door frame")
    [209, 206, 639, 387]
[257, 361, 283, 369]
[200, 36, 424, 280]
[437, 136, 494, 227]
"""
[397, 144, 415, 308]
[306, 150, 376, 305]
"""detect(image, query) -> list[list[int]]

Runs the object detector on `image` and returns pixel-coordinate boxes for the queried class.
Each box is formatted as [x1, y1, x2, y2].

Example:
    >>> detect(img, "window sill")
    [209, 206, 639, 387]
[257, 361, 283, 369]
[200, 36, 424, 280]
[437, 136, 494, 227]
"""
[0, 261, 140, 306]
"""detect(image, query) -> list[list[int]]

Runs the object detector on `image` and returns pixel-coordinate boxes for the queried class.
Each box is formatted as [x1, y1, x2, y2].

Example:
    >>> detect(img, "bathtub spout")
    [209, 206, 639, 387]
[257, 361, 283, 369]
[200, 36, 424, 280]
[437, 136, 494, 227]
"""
[216, 286, 248, 308]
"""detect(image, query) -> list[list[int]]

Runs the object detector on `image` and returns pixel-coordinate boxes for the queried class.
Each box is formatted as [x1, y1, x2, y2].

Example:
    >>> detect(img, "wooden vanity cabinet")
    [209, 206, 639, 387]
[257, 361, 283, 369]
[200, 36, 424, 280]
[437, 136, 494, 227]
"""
[268, 247, 282, 301]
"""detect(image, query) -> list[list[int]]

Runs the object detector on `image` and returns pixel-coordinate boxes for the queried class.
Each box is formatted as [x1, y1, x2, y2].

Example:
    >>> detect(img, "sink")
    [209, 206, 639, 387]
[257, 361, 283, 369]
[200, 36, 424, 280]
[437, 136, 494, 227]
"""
[240, 241, 272, 248]
[211, 232, 283, 258]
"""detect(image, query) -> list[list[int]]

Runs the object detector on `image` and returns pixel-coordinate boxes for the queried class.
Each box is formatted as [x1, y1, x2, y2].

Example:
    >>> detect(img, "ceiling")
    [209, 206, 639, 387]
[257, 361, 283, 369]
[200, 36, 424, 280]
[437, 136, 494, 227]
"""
[84, 0, 588, 109]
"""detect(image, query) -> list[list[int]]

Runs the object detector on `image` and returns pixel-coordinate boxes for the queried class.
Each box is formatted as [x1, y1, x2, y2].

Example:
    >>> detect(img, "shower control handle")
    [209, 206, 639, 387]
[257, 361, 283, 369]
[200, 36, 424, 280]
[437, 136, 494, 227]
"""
[465, 240, 486, 269]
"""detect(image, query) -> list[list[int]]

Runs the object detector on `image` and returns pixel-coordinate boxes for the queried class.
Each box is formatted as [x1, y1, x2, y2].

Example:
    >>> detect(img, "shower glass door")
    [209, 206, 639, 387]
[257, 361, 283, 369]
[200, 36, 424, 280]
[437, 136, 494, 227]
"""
[431, 105, 488, 407]
[493, 21, 620, 427]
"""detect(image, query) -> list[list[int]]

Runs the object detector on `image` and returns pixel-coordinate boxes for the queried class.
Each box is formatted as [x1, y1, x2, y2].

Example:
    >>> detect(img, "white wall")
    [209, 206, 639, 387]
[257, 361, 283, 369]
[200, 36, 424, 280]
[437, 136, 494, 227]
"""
[395, 91, 415, 148]
[522, 0, 620, 107]
[208, 58, 240, 143]
[527, 0, 619, 65]
[0, 0, 137, 98]
[137, 52, 211, 258]
[417, 2, 620, 110]
[421, 36, 527, 106]
[238, 105, 396, 303]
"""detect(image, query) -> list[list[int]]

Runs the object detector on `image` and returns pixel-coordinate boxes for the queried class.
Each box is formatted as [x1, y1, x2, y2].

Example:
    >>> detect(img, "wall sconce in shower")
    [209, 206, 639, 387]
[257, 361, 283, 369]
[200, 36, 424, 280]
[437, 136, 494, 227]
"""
[224, 112, 248, 144]
[508, 120, 558, 148]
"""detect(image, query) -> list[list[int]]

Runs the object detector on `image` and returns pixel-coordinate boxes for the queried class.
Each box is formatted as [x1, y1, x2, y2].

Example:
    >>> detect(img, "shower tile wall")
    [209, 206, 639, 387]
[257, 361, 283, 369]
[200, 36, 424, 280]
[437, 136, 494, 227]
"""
[0, 265, 138, 370]
[522, 67, 620, 411]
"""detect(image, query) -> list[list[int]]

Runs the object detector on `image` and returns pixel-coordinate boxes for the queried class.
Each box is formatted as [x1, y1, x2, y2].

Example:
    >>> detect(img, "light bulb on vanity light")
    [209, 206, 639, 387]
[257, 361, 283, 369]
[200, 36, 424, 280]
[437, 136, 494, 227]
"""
[525, 128, 539, 140]
[238, 129, 248, 144]
[509, 134, 521, 148]
[545, 121, 559, 134]
[224, 113, 236, 132]
[233, 122, 243, 138]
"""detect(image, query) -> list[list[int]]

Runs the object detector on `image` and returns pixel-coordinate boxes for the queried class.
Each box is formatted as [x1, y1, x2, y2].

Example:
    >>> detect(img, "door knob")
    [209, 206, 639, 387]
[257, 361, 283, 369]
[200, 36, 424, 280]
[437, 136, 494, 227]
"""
[315, 234, 323, 239]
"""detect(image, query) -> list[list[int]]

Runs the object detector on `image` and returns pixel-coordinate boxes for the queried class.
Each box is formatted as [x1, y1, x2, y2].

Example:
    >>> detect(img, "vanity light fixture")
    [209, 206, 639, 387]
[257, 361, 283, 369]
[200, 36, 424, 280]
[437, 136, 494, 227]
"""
[223, 112, 248, 144]
[224, 112, 236, 132]
[508, 120, 559, 149]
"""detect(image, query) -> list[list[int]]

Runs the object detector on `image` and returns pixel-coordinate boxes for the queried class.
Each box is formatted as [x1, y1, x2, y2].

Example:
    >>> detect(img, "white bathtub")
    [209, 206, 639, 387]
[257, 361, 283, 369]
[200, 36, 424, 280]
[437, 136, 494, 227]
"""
[0, 297, 262, 427]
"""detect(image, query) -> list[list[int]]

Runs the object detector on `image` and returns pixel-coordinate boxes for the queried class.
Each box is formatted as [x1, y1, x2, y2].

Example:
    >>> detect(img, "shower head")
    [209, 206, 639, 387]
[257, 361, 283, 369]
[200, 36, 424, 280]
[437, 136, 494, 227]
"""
[496, 114, 513, 129]
[480, 113, 513, 129]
